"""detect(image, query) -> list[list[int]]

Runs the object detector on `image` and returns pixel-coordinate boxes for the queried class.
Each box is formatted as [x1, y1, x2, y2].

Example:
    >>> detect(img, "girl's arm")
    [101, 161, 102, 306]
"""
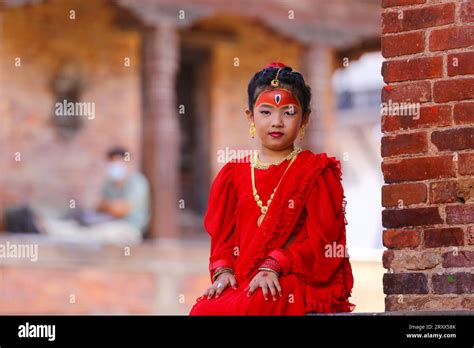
[204, 162, 238, 279]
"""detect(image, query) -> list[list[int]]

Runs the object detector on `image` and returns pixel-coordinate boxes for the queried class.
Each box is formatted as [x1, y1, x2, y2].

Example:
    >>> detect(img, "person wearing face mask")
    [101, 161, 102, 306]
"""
[38, 146, 150, 245]
[96, 146, 151, 236]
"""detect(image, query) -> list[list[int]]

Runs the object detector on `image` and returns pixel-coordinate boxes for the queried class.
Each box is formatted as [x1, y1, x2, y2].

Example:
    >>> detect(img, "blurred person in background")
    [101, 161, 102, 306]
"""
[6, 146, 151, 245]
[95, 146, 151, 238]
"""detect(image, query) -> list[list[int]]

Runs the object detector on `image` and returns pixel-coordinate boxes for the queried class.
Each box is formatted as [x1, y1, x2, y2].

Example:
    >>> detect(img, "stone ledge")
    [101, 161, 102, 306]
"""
[307, 311, 473, 316]
[0, 233, 210, 314]
[0, 233, 209, 273]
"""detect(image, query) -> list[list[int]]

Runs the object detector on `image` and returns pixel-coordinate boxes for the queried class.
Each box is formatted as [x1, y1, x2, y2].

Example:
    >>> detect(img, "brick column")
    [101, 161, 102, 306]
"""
[381, 0, 473, 311]
[141, 23, 180, 239]
[301, 44, 337, 153]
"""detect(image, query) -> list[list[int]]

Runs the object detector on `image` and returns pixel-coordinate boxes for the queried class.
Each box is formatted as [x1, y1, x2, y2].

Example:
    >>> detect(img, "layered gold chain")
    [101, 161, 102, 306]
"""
[250, 147, 302, 227]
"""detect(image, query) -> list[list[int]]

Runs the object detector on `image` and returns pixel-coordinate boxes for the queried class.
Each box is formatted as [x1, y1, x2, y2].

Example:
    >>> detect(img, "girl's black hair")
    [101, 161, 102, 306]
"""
[247, 65, 312, 116]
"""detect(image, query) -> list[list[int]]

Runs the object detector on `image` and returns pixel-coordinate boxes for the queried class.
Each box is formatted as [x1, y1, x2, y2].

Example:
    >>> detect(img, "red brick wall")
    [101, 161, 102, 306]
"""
[381, 0, 473, 311]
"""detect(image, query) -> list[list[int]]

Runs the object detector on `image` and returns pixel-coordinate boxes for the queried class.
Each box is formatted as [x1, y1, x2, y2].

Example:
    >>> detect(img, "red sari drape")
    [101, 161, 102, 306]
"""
[189, 150, 355, 315]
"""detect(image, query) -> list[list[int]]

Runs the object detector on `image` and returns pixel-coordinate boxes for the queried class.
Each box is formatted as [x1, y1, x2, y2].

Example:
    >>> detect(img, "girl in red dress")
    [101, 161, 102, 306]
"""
[189, 62, 355, 315]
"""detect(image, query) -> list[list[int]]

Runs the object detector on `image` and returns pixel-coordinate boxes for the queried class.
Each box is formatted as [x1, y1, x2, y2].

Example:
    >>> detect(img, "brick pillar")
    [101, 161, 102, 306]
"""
[141, 23, 180, 239]
[301, 44, 337, 153]
[381, 0, 474, 311]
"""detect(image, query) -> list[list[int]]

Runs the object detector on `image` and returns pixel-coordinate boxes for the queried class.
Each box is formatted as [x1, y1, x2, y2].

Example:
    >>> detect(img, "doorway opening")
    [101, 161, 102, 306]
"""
[177, 44, 212, 238]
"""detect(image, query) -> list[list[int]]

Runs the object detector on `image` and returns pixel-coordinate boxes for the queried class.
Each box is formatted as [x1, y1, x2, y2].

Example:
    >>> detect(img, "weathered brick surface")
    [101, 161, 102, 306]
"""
[381, 132, 428, 157]
[432, 273, 474, 294]
[431, 128, 474, 152]
[383, 229, 421, 249]
[383, 207, 443, 228]
[382, 183, 427, 207]
[382, 0, 426, 8]
[433, 79, 474, 103]
[383, 273, 429, 294]
[381, 31, 424, 58]
[468, 226, 474, 245]
[424, 227, 464, 248]
[458, 153, 474, 175]
[383, 250, 441, 271]
[382, 3, 455, 34]
[454, 102, 474, 125]
[429, 180, 458, 204]
[382, 57, 443, 83]
[447, 52, 474, 76]
[382, 81, 431, 103]
[446, 204, 474, 224]
[381, 0, 474, 311]
[382, 105, 451, 132]
[382, 156, 455, 183]
[442, 250, 474, 268]
[429, 26, 474, 51]
[460, 1, 474, 23]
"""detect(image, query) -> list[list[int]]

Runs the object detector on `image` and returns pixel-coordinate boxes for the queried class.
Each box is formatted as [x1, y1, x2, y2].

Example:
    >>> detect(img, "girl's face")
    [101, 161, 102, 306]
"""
[247, 88, 308, 151]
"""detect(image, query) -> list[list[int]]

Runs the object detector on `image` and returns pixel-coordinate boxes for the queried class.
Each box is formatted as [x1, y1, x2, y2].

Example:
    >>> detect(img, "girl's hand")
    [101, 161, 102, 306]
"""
[201, 272, 238, 300]
[245, 270, 283, 301]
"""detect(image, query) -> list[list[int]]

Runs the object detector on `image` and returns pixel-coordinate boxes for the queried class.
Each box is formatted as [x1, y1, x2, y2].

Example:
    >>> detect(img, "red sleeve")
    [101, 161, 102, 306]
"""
[267, 159, 349, 284]
[204, 162, 238, 278]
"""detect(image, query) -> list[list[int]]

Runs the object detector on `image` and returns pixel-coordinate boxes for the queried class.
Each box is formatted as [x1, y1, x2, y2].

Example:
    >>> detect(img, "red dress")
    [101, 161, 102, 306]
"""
[189, 150, 355, 315]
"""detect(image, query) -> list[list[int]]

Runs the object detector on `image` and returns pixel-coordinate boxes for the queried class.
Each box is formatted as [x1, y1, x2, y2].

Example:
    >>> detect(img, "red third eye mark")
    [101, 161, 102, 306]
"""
[262, 273, 268, 277]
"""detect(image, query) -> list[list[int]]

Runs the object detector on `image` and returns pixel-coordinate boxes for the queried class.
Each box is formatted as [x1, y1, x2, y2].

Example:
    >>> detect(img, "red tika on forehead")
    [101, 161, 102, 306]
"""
[255, 89, 300, 108]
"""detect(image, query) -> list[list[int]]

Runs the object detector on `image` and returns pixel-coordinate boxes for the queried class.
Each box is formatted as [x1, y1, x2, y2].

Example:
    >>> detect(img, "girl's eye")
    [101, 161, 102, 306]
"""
[285, 111, 296, 116]
[260, 110, 271, 115]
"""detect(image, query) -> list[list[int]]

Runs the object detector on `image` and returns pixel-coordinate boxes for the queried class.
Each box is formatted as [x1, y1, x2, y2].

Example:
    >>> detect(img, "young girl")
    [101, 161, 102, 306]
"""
[189, 62, 355, 315]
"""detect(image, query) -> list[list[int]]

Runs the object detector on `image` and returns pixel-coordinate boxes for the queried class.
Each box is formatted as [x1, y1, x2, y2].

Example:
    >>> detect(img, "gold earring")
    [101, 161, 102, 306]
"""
[299, 125, 305, 140]
[249, 122, 256, 138]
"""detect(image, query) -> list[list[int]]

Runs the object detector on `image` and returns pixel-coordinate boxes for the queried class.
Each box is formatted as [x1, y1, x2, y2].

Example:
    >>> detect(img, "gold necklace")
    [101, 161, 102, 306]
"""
[251, 146, 302, 170]
[250, 148, 301, 227]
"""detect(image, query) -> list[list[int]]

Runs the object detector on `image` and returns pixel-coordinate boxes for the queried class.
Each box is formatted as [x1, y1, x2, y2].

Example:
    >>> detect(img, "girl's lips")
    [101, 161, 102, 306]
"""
[269, 132, 284, 138]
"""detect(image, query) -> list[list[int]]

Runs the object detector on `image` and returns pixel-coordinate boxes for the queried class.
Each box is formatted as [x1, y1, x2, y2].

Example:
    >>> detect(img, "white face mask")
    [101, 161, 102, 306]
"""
[106, 162, 127, 181]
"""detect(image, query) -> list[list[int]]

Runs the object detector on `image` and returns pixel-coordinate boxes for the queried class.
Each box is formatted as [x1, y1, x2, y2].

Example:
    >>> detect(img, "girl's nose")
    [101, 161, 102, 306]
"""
[271, 112, 284, 127]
